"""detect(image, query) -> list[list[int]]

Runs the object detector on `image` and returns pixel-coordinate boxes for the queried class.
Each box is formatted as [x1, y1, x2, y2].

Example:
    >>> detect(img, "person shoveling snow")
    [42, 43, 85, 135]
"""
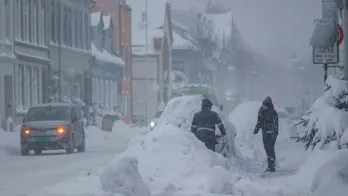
[191, 98, 227, 152]
[253, 96, 279, 173]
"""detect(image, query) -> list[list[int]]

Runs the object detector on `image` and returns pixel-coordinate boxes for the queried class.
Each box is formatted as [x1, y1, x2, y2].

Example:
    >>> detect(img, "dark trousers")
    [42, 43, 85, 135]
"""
[262, 132, 277, 169]
[196, 131, 216, 152]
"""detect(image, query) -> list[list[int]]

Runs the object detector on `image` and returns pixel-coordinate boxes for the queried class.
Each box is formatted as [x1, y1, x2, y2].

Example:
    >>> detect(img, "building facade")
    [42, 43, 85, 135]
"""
[49, 0, 92, 102]
[14, 0, 50, 120]
[0, 0, 16, 129]
[89, 10, 124, 113]
[91, 0, 132, 122]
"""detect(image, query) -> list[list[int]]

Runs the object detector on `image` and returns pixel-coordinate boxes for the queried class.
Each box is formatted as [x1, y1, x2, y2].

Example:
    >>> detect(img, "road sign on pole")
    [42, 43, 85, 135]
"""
[313, 42, 339, 64]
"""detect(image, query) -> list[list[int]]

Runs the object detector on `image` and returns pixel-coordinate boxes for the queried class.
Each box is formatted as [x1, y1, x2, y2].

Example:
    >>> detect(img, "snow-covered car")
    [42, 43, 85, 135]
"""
[275, 107, 297, 138]
[149, 110, 163, 130]
[156, 95, 236, 157]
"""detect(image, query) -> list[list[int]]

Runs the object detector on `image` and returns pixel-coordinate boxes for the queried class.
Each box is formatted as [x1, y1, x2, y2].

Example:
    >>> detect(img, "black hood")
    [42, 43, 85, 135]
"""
[262, 96, 274, 109]
[201, 98, 213, 110]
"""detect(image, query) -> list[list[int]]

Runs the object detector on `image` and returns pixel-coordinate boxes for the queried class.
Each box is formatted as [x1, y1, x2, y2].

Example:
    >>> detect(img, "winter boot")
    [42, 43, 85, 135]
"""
[265, 167, 276, 172]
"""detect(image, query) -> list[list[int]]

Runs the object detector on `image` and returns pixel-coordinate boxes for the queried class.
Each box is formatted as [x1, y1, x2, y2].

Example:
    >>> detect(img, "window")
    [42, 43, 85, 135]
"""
[26, 107, 71, 122]
[25, 66, 31, 106]
[85, 14, 89, 50]
[74, 12, 78, 48]
[31, 67, 39, 105]
[79, 12, 83, 49]
[28, 0, 32, 43]
[41, 0, 46, 45]
[121, 8, 125, 31]
[16, 0, 21, 39]
[24, 0, 28, 41]
[68, 9, 72, 47]
[50, 0, 56, 42]
[141, 12, 146, 23]
[32, 0, 38, 44]
[5, 0, 10, 40]
[18, 65, 25, 106]
[63, 8, 68, 45]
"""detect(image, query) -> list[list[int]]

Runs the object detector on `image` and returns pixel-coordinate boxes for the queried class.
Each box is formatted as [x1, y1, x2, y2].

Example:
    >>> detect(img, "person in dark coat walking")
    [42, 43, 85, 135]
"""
[253, 96, 279, 172]
[191, 98, 227, 152]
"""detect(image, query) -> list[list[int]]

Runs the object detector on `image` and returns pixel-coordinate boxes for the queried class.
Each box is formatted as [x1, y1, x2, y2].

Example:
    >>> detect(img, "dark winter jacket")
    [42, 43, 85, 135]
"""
[254, 96, 279, 135]
[191, 99, 226, 136]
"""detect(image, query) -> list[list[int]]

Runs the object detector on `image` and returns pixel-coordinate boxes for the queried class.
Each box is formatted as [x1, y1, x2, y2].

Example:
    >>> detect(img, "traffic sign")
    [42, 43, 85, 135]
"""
[313, 42, 339, 64]
[337, 24, 343, 45]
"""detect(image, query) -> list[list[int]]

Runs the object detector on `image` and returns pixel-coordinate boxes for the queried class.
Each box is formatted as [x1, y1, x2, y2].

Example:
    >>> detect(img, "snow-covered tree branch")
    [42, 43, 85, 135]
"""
[296, 75, 348, 150]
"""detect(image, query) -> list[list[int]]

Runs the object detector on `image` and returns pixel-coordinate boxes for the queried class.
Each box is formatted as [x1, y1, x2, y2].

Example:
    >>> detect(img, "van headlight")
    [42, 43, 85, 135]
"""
[150, 121, 156, 127]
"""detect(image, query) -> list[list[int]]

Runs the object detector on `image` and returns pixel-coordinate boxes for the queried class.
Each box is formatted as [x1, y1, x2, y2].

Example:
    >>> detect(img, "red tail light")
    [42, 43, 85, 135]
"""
[216, 135, 221, 140]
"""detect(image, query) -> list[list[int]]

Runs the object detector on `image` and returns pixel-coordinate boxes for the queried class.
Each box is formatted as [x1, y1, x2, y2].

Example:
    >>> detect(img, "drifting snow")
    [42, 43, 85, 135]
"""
[100, 156, 150, 196]
[111, 124, 229, 195]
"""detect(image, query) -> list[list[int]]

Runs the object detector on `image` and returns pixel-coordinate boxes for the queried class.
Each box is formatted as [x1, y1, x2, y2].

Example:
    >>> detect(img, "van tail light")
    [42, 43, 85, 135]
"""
[24, 129, 30, 135]
[216, 135, 221, 140]
[57, 127, 65, 134]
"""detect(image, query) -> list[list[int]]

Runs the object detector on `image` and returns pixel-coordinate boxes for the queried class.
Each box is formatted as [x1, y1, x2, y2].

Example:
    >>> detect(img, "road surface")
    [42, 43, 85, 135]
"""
[0, 132, 125, 196]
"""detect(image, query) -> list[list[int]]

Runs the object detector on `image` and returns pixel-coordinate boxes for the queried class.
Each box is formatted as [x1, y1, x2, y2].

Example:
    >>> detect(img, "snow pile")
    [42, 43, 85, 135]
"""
[0, 128, 19, 156]
[108, 124, 229, 195]
[229, 101, 264, 160]
[296, 75, 348, 150]
[206, 166, 233, 194]
[310, 149, 348, 196]
[99, 156, 150, 196]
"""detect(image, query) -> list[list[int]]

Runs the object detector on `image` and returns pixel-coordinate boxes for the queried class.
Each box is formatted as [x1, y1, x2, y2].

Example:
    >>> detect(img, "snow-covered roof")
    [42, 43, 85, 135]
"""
[204, 10, 233, 48]
[91, 12, 102, 26]
[171, 20, 189, 32]
[103, 15, 111, 30]
[127, 0, 168, 55]
[172, 31, 196, 50]
[91, 43, 125, 66]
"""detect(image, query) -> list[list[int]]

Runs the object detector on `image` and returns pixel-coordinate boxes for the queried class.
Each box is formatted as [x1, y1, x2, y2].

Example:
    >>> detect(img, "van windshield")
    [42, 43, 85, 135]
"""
[26, 107, 71, 122]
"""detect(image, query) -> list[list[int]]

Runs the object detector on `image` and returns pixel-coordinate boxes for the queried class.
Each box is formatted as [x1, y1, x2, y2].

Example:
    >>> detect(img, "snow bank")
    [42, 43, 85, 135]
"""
[207, 166, 233, 194]
[100, 156, 150, 196]
[108, 124, 229, 195]
[0, 128, 19, 156]
[310, 149, 348, 196]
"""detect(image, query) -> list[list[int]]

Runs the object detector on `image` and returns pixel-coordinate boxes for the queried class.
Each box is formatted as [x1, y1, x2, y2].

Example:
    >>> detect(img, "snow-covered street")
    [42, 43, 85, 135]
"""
[0, 100, 346, 196]
[0, 122, 144, 196]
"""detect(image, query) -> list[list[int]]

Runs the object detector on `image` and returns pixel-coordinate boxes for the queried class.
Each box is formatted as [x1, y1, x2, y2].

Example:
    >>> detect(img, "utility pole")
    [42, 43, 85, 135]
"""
[344, 0, 348, 79]
[58, 1, 62, 101]
[145, 0, 148, 57]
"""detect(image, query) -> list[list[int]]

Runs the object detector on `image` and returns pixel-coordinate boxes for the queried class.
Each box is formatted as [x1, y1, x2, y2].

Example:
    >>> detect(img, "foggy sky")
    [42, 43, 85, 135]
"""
[228, 0, 321, 63]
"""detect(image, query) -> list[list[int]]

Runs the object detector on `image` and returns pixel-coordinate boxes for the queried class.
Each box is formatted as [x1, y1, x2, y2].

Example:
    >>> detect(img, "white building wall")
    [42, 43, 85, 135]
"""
[132, 56, 159, 119]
